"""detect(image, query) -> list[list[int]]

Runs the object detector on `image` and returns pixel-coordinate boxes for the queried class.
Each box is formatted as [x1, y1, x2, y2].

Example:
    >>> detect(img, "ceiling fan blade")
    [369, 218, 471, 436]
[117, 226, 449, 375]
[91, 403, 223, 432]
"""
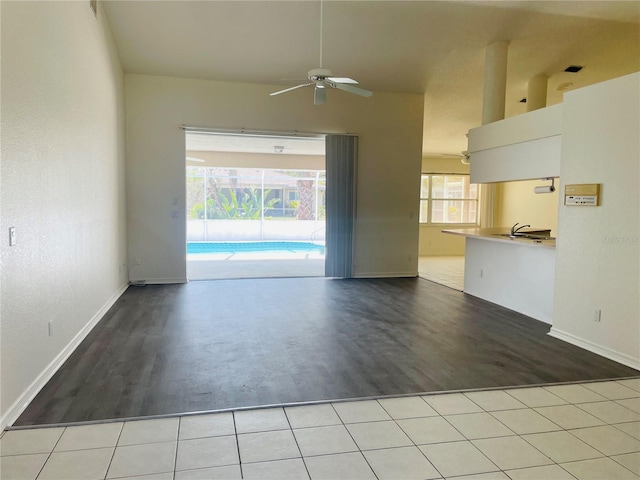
[333, 83, 373, 97]
[270, 83, 313, 96]
[314, 86, 326, 105]
[328, 77, 358, 85]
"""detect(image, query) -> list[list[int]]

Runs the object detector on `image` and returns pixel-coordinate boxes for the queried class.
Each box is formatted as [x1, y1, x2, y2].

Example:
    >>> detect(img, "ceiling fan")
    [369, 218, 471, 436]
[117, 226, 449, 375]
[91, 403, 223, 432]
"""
[270, 1, 372, 105]
[433, 152, 471, 164]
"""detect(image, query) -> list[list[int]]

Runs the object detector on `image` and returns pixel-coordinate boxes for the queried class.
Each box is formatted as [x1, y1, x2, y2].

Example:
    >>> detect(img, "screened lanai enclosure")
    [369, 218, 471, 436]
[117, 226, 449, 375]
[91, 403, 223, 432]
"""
[185, 132, 328, 280]
[186, 167, 326, 242]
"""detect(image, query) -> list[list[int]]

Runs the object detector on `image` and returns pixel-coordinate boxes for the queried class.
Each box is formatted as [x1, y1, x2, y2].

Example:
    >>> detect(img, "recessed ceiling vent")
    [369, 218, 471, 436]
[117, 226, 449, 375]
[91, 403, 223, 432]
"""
[564, 65, 584, 73]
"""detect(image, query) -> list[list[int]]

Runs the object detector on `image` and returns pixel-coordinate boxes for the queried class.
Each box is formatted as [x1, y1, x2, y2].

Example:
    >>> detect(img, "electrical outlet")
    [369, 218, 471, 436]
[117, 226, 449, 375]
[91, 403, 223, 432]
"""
[594, 309, 602, 322]
[134, 258, 141, 266]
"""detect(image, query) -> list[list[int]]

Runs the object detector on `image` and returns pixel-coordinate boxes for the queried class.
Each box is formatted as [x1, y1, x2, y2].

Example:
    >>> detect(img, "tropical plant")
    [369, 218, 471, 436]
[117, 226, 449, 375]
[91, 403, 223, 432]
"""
[296, 179, 315, 220]
[219, 188, 280, 219]
[220, 189, 240, 218]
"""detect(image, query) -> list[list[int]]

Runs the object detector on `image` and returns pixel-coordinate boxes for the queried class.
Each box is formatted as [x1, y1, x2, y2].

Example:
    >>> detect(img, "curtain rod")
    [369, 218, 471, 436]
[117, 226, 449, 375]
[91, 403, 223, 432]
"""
[181, 125, 357, 138]
[182, 125, 342, 138]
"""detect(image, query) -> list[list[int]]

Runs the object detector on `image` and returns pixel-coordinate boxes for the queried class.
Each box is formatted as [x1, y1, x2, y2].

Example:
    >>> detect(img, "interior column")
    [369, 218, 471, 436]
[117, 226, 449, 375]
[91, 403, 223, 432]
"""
[527, 73, 548, 112]
[480, 40, 509, 227]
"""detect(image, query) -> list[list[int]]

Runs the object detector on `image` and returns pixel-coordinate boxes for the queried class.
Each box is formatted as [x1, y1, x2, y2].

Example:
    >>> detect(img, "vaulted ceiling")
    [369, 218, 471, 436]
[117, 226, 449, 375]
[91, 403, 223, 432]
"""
[103, 1, 640, 156]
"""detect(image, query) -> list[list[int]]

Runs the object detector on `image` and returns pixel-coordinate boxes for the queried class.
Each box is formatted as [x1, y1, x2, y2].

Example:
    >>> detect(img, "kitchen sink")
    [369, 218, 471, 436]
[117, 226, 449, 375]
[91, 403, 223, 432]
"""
[495, 233, 555, 241]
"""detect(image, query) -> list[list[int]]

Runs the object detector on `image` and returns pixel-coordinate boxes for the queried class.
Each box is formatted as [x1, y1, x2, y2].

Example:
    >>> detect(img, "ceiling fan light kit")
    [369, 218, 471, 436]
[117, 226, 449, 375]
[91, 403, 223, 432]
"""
[270, 2, 372, 105]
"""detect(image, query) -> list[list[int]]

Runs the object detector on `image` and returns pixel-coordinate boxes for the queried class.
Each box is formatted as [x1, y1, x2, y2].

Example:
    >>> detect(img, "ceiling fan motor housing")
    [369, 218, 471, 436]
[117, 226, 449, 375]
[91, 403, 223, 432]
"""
[308, 68, 333, 81]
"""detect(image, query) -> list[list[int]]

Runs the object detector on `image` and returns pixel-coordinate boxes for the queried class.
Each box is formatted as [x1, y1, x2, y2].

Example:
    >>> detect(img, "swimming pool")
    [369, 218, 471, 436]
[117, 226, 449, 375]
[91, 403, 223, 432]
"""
[187, 241, 325, 255]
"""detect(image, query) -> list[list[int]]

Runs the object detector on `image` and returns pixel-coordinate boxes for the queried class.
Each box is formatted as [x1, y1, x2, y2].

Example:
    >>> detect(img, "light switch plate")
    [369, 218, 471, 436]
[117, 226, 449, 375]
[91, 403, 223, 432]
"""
[9, 227, 16, 246]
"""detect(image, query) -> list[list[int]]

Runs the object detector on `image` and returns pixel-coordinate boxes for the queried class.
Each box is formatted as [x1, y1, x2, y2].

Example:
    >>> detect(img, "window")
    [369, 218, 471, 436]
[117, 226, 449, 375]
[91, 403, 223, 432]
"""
[420, 174, 478, 224]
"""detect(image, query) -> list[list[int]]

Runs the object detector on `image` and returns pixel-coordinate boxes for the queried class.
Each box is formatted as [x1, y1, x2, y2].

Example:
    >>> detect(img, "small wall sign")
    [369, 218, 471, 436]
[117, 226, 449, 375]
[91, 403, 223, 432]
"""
[564, 184, 601, 206]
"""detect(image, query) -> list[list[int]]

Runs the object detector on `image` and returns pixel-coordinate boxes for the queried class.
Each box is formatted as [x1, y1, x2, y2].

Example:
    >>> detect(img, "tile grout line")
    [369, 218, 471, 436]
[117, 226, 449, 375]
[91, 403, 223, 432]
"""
[231, 411, 244, 479]
[420, 390, 606, 477]
[283, 405, 312, 480]
[506, 387, 640, 478]
[377, 397, 447, 480]
[433, 396, 507, 477]
[332, 402, 381, 480]
[102, 422, 124, 480]
[172, 417, 181, 479]
[561, 425, 640, 474]
[33, 426, 65, 480]
[463, 393, 608, 476]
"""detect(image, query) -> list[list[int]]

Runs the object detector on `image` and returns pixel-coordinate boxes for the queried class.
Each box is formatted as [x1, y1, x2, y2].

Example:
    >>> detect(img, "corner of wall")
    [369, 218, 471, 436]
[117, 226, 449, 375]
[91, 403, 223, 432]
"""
[0, 284, 128, 431]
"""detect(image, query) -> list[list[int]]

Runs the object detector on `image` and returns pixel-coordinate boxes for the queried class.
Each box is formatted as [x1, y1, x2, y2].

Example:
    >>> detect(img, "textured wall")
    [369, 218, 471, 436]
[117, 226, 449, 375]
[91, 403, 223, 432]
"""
[0, 1, 127, 426]
[551, 73, 640, 369]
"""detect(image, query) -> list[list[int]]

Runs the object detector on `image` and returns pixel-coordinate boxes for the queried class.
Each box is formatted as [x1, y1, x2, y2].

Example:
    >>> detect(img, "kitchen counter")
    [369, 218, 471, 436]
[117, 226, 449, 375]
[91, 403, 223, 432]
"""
[442, 227, 556, 249]
[444, 227, 556, 324]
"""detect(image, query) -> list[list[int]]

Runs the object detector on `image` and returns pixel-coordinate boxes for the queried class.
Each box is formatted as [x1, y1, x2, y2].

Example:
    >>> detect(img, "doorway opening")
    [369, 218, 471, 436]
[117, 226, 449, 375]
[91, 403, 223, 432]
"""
[417, 173, 479, 291]
[185, 131, 326, 280]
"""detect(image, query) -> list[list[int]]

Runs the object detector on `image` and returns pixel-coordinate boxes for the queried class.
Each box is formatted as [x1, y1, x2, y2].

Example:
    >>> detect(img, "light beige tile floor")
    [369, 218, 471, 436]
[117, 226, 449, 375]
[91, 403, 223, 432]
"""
[418, 256, 465, 291]
[2, 378, 640, 479]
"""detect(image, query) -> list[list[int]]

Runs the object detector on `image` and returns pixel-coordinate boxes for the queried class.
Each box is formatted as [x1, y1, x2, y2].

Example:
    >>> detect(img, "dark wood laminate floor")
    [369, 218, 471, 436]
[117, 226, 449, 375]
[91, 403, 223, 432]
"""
[17, 277, 639, 425]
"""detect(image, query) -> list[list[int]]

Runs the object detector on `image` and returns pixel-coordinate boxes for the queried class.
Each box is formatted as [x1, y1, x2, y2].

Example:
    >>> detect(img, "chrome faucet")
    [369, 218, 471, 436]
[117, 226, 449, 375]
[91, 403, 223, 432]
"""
[510, 223, 531, 237]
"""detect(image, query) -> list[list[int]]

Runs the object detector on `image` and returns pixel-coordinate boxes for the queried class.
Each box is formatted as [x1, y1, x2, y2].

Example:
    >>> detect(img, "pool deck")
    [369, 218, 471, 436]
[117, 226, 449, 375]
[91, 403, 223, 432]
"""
[186, 251, 325, 280]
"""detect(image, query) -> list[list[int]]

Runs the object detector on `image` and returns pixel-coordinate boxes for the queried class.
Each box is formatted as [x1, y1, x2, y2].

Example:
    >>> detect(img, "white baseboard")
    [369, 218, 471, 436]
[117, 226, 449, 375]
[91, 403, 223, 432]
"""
[353, 271, 418, 279]
[462, 290, 553, 325]
[0, 283, 129, 431]
[130, 277, 188, 285]
[548, 327, 640, 371]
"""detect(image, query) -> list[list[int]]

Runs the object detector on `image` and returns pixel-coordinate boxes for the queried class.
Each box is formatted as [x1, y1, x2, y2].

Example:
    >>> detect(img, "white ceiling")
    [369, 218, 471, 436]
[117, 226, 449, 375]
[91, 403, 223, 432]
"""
[102, 1, 640, 156]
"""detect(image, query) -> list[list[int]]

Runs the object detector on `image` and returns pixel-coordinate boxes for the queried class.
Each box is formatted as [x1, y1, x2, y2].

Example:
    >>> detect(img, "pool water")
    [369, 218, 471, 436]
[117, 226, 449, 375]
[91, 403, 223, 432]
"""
[187, 241, 325, 255]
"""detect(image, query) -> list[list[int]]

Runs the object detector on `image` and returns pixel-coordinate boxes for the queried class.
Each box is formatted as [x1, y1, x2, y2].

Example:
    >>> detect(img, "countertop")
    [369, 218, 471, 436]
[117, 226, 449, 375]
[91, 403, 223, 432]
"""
[442, 227, 556, 249]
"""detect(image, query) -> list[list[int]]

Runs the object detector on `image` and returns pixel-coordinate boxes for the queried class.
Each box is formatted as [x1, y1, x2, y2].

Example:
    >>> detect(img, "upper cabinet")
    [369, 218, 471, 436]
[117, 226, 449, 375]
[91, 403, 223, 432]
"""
[468, 104, 563, 183]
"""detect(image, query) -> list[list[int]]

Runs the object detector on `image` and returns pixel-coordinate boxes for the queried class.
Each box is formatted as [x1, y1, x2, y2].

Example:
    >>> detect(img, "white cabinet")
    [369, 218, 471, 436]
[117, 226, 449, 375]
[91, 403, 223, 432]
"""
[468, 104, 562, 183]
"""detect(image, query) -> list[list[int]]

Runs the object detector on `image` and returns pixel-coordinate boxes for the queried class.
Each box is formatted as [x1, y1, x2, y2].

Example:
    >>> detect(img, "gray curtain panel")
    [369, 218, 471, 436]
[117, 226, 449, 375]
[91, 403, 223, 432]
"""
[325, 135, 357, 278]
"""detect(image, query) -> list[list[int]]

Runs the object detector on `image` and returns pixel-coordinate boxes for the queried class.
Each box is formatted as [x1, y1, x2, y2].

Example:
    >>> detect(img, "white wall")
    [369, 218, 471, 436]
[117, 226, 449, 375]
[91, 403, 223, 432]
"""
[550, 73, 640, 369]
[464, 238, 556, 324]
[125, 75, 424, 282]
[0, 1, 127, 428]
